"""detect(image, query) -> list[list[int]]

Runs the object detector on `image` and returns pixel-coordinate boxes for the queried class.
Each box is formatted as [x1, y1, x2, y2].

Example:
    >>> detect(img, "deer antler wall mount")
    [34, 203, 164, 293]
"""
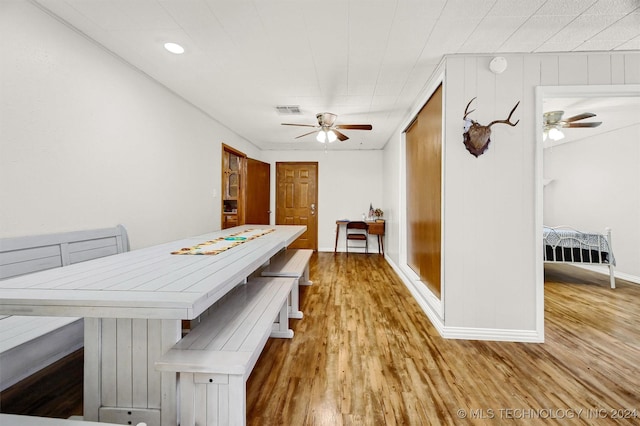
[463, 97, 520, 157]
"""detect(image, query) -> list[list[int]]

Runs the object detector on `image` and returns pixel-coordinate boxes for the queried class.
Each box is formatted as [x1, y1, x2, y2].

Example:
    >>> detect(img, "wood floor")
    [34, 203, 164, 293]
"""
[1, 253, 639, 425]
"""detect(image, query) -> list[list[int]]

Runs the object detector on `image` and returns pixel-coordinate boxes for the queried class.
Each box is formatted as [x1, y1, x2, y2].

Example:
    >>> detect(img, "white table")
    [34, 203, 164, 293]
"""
[0, 225, 305, 426]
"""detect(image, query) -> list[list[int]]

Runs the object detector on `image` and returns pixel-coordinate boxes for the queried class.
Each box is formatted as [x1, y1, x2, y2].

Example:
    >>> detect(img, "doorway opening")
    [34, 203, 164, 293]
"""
[535, 84, 640, 327]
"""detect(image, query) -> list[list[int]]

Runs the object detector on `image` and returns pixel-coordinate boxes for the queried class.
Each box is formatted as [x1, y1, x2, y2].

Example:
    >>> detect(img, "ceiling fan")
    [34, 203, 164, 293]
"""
[282, 112, 372, 143]
[543, 110, 602, 141]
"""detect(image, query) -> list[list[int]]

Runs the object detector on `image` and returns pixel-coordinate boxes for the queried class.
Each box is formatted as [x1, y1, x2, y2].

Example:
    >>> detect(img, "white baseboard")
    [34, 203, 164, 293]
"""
[574, 264, 640, 285]
[385, 256, 544, 343]
[385, 255, 446, 336]
[442, 326, 543, 342]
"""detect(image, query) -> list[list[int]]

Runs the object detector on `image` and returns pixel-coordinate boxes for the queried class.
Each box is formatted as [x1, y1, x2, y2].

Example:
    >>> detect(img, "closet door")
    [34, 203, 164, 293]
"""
[405, 84, 442, 298]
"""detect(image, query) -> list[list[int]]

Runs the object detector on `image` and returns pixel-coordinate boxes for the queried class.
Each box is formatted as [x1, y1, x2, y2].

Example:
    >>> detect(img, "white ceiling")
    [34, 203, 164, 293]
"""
[32, 0, 640, 150]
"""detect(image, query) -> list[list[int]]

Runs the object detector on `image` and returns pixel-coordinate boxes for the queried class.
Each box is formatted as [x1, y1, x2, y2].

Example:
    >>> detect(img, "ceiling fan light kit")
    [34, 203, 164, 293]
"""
[282, 112, 372, 143]
[544, 127, 565, 141]
[316, 130, 337, 143]
[317, 112, 337, 127]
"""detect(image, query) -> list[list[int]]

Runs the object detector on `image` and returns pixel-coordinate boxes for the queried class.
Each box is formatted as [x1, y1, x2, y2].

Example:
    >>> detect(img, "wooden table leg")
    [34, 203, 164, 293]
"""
[378, 235, 384, 256]
[334, 223, 340, 253]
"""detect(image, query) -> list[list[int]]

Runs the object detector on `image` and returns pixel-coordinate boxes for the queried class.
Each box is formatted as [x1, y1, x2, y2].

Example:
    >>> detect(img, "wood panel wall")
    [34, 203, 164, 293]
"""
[406, 84, 443, 298]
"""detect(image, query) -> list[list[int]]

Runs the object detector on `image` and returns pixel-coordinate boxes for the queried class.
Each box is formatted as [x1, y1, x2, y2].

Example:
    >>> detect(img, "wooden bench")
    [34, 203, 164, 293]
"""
[155, 276, 295, 426]
[0, 414, 133, 426]
[260, 248, 313, 319]
[0, 225, 129, 391]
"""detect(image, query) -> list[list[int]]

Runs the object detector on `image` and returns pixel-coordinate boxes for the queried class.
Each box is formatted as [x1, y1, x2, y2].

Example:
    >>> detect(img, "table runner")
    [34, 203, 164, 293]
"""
[171, 228, 275, 255]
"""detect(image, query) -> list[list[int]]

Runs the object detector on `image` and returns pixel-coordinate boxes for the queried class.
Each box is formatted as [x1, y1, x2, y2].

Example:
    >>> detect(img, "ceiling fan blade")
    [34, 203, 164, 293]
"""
[564, 112, 597, 122]
[335, 124, 373, 130]
[564, 122, 602, 128]
[282, 123, 317, 128]
[295, 130, 320, 139]
[333, 130, 349, 141]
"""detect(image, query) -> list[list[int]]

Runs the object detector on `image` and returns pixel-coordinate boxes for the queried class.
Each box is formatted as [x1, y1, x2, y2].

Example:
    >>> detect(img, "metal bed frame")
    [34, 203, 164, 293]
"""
[543, 225, 616, 289]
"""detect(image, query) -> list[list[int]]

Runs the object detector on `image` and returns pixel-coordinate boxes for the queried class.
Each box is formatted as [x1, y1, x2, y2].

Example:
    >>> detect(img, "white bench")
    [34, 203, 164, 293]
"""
[260, 249, 313, 319]
[0, 225, 129, 391]
[155, 276, 295, 426]
[0, 414, 133, 426]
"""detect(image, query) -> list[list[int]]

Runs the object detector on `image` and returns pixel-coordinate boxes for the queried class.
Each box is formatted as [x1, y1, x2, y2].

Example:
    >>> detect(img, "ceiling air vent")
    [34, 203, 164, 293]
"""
[275, 105, 301, 115]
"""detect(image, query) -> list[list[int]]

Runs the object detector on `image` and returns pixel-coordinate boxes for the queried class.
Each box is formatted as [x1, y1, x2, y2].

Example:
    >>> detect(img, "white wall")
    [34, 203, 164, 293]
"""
[0, 1, 259, 249]
[544, 124, 640, 280]
[382, 131, 402, 263]
[382, 51, 640, 342]
[443, 55, 538, 337]
[0, 2, 385, 254]
[260, 150, 384, 252]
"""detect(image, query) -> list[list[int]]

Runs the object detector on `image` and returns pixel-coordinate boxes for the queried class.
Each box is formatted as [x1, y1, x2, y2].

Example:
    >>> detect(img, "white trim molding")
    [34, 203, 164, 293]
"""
[575, 264, 640, 285]
[386, 255, 445, 335]
[386, 256, 543, 343]
[442, 326, 543, 343]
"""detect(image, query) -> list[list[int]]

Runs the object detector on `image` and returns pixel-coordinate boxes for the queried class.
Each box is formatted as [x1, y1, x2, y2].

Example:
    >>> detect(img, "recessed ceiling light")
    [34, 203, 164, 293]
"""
[164, 42, 184, 54]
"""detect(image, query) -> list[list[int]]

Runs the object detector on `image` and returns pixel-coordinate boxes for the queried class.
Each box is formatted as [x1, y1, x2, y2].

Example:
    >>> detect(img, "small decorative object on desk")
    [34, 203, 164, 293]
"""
[369, 203, 374, 219]
[374, 208, 384, 220]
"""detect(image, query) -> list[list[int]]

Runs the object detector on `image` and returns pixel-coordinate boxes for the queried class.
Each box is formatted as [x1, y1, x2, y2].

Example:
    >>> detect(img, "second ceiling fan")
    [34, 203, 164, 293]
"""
[543, 110, 602, 141]
[282, 112, 372, 143]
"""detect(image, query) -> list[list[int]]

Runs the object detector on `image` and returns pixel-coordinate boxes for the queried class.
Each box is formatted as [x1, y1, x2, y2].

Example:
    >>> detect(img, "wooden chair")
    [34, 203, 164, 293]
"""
[346, 221, 368, 255]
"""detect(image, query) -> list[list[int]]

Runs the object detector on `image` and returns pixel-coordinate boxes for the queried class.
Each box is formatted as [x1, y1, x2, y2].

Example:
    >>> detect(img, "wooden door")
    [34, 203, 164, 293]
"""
[245, 158, 270, 225]
[276, 162, 318, 250]
[405, 84, 442, 298]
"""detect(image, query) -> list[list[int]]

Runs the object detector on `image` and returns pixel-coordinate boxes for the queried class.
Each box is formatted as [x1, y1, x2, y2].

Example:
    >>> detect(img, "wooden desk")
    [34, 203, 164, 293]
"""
[367, 220, 386, 255]
[334, 219, 385, 255]
[0, 225, 305, 426]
